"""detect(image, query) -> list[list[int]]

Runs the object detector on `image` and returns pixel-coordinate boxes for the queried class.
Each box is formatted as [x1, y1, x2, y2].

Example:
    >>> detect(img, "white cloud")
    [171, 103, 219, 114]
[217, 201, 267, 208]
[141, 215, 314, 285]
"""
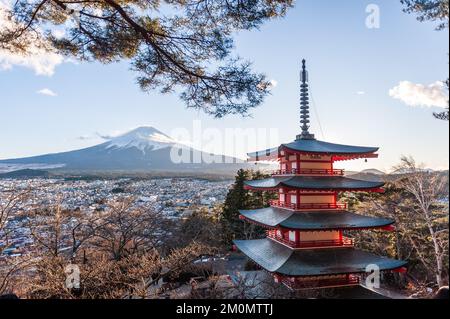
[389, 81, 449, 108]
[37, 88, 57, 96]
[0, 1, 64, 76]
[97, 130, 125, 140]
[0, 47, 64, 76]
[356, 91, 365, 95]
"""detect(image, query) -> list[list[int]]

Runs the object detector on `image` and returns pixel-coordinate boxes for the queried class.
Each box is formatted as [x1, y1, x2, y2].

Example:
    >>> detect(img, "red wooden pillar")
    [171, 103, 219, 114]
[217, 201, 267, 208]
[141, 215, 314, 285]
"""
[283, 229, 289, 241]
[285, 152, 290, 172]
[286, 191, 290, 208]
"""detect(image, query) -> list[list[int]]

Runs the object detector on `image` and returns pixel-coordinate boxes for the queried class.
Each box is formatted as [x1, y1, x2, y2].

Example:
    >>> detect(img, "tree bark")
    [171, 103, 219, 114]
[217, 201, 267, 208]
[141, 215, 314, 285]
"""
[426, 219, 444, 287]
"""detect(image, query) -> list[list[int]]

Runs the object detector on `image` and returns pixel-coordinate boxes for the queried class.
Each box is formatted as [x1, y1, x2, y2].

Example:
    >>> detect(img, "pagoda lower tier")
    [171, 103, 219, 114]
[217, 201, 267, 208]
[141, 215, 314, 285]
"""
[234, 238, 408, 290]
[239, 206, 396, 250]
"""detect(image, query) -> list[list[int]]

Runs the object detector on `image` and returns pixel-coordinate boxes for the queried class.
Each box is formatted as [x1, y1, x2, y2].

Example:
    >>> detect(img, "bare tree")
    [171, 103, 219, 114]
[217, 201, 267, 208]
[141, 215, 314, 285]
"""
[26, 196, 174, 261]
[0, 188, 32, 295]
[26, 198, 100, 259]
[394, 156, 449, 287]
[22, 241, 212, 299]
[93, 197, 169, 260]
[23, 249, 161, 298]
[178, 206, 224, 249]
[18, 195, 213, 298]
[0, 189, 31, 253]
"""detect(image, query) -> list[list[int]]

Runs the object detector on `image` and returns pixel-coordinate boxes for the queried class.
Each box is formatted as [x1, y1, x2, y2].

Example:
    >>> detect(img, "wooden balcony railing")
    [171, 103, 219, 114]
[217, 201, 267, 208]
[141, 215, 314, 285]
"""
[269, 200, 347, 210]
[272, 168, 344, 176]
[267, 230, 354, 249]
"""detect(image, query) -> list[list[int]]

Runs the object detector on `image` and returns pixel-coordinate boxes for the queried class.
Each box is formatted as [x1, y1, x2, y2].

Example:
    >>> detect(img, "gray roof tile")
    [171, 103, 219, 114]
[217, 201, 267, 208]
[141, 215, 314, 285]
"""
[239, 207, 394, 230]
[244, 176, 384, 190]
[234, 239, 407, 276]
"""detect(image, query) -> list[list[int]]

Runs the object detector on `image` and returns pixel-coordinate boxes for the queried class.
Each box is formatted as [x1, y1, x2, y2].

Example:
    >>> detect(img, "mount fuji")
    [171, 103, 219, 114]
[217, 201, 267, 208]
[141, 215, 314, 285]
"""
[0, 127, 249, 172]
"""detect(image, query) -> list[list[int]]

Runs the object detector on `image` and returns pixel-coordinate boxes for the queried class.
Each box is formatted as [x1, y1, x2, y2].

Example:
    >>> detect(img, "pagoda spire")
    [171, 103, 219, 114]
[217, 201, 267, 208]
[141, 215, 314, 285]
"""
[296, 59, 315, 140]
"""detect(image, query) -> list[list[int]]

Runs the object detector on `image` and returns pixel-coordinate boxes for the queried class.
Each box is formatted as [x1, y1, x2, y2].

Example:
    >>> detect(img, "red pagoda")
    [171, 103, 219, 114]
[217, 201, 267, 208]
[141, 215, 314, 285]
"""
[234, 60, 407, 290]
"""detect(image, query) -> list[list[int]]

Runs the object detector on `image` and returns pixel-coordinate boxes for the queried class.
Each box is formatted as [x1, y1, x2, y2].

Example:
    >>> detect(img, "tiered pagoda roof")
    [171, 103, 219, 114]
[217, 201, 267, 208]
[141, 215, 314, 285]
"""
[244, 176, 384, 191]
[247, 139, 379, 161]
[235, 239, 407, 277]
[233, 59, 407, 291]
[239, 207, 395, 230]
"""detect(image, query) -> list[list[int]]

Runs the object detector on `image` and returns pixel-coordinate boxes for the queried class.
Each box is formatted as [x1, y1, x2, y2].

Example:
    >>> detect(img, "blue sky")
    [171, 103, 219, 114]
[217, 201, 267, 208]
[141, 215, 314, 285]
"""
[0, 0, 448, 172]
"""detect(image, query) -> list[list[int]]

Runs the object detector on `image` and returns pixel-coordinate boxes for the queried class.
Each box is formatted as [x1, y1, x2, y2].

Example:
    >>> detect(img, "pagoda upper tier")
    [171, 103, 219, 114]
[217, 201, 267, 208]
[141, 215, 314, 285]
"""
[248, 139, 379, 162]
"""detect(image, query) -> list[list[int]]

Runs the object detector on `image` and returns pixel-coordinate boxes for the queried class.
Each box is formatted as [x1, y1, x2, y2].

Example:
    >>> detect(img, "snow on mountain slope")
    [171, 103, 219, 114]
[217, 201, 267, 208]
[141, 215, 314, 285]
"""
[0, 126, 252, 171]
[104, 127, 176, 153]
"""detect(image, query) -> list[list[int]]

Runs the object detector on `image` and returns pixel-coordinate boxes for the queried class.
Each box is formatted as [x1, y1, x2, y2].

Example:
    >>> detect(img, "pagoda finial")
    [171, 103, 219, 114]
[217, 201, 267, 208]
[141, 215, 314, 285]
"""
[296, 59, 315, 140]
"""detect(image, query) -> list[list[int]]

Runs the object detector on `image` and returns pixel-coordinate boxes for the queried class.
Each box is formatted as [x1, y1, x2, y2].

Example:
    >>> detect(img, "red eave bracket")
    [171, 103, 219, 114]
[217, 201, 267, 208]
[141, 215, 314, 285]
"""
[333, 153, 379, 162]
[392, 267, 407, 273]
[370, 188, 385, 193]
[244, 185, 277, 192]
[381, 225, 396, 232]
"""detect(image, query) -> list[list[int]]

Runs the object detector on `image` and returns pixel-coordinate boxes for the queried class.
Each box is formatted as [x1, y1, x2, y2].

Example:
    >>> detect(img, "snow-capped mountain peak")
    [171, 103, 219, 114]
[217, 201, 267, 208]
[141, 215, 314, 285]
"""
[104, 126, 176, 152]
[0, 125, 249, 171]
